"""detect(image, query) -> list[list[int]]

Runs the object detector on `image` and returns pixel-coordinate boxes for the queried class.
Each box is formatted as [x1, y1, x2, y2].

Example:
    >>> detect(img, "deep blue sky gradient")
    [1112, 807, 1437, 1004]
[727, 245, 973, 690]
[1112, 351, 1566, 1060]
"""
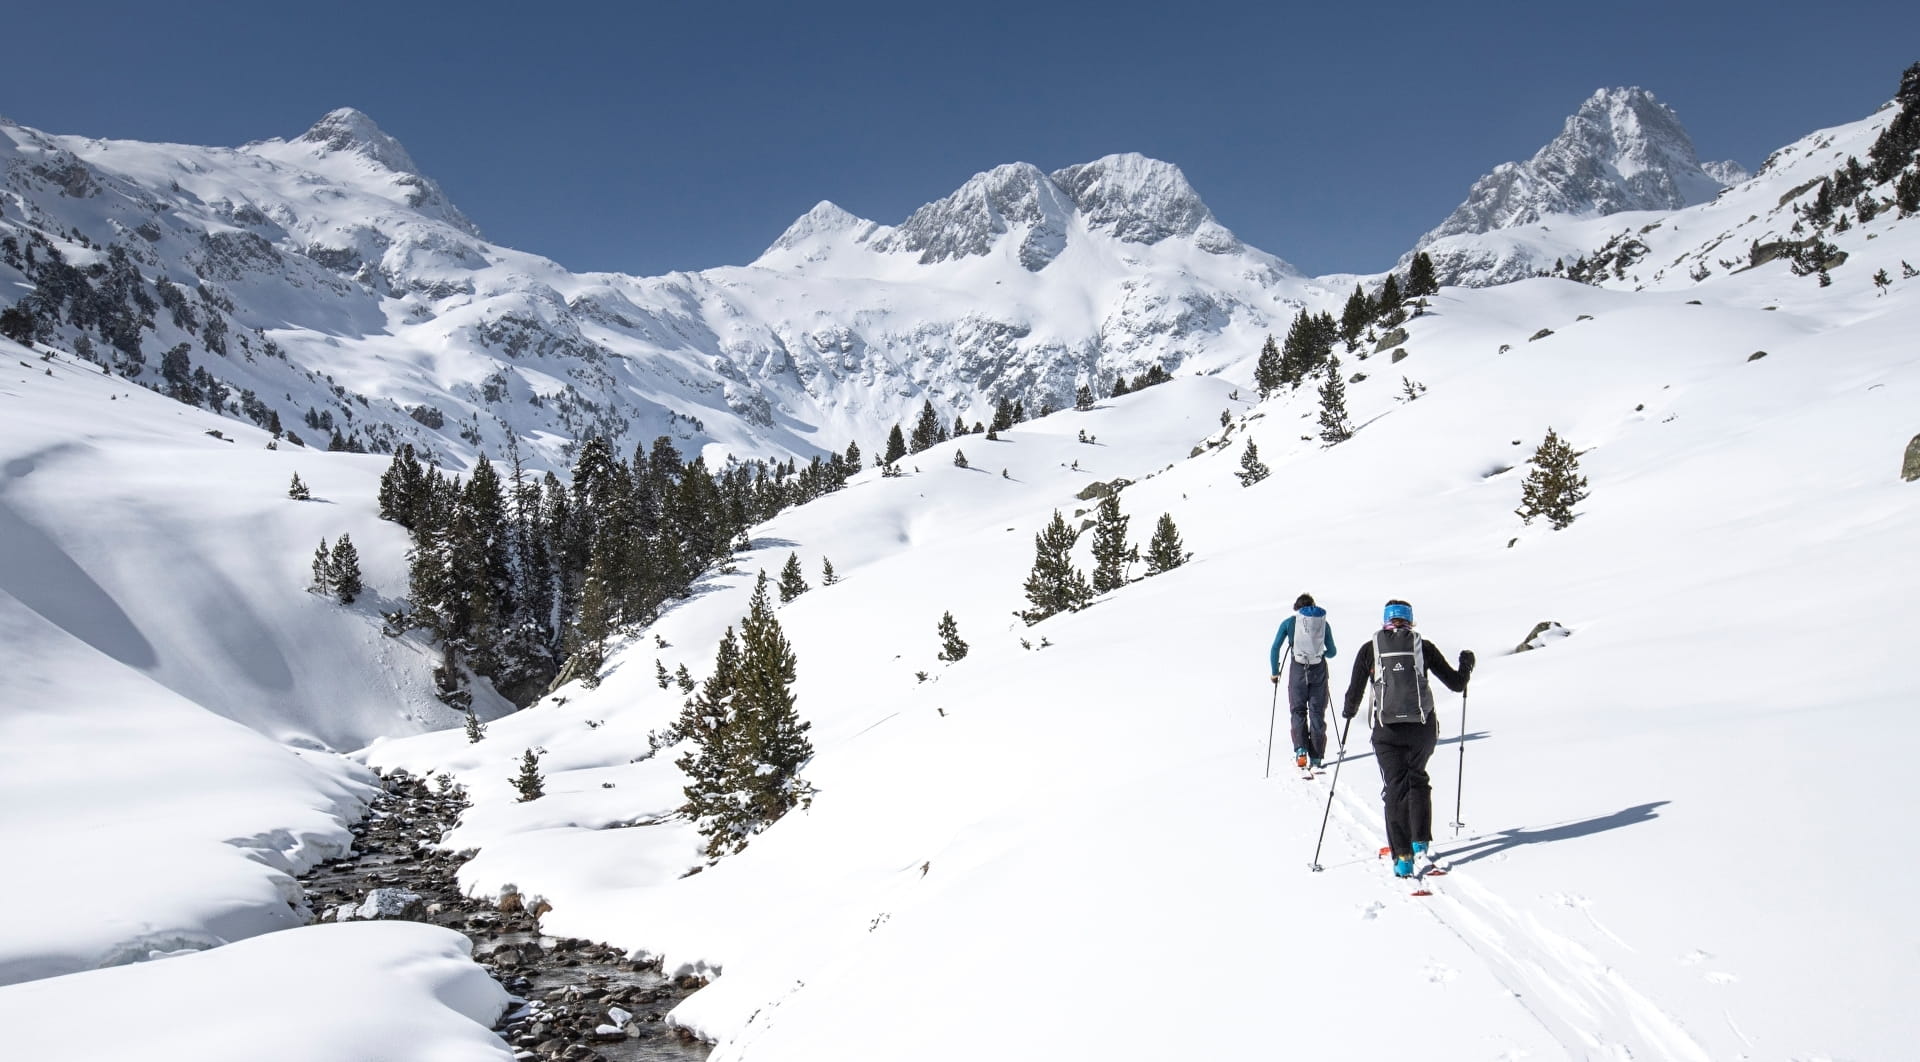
[7, 1, 1912, 277]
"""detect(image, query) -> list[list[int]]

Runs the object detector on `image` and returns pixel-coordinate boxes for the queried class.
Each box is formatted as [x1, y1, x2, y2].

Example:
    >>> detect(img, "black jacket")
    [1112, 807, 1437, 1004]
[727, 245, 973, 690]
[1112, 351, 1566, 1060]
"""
[1342, 633, 1471, 718]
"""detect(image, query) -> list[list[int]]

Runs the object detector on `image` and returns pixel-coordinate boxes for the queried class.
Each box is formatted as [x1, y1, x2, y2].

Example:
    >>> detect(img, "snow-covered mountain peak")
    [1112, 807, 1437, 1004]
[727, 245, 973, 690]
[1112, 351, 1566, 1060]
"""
[1418, 86, 1743, 249]
[238, 108, 480, 237]
[761, 200, 879, 258]
[1050, 152, 1240, 253]
[294, 107, 425, 176]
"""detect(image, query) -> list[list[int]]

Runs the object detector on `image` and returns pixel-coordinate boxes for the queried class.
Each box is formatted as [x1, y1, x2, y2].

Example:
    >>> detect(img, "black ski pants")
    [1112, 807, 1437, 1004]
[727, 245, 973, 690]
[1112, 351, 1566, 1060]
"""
[1371, 717, 1438, 856]
[1287, 660, 1330, 760]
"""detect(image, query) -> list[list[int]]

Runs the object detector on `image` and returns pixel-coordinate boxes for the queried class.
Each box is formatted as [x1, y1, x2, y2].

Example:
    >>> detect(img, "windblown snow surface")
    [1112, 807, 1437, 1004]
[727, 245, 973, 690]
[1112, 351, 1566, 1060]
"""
[0, 99, 1915, 1060]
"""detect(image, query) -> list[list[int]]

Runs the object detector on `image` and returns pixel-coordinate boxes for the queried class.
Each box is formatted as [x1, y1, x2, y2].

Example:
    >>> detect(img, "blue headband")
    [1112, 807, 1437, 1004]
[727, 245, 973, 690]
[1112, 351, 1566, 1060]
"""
[1383, 603, 1413, 623]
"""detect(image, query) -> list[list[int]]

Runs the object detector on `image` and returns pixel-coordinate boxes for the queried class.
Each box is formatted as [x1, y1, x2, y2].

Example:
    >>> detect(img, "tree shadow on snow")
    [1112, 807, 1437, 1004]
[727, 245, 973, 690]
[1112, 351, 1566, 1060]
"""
[1442, 801, 1669, 867]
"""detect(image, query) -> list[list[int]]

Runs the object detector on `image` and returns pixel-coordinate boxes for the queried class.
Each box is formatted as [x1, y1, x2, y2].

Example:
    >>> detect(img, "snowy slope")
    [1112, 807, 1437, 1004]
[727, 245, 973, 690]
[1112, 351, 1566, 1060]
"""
[363, 219, 1920, 1059]
[1, 74, 1916, 1062]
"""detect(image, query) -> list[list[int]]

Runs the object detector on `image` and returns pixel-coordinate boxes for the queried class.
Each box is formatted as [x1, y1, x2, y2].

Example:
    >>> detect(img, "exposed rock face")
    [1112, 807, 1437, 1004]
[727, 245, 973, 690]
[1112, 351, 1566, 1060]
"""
[1903, 434, 1920, 482]
[1420, 88, 1746, 247]
[872, 162, 1075, 270]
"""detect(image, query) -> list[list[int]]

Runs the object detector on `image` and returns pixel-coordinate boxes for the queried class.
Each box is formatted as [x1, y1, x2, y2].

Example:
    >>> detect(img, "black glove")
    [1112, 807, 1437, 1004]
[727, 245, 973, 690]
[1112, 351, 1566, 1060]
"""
[1270, 674, 1281, 685]
[1459, 649, 1476, 675]
[1342, 707, 1357, 720]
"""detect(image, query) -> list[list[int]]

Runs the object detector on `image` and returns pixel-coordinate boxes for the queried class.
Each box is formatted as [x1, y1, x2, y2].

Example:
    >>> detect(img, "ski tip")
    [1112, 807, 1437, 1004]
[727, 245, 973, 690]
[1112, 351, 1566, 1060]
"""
[1410, 888, 1434, 897]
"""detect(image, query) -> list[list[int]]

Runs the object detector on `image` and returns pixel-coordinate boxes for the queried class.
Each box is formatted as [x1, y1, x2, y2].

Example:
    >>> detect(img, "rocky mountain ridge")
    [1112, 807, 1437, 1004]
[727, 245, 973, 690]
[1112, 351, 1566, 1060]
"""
[1412, 87, 1748, 285]
[0, 112, 1324, 474]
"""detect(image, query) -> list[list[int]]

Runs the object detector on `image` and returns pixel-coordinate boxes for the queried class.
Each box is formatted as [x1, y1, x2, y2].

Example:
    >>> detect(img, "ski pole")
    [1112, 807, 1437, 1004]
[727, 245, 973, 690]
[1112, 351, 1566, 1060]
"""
[1263, 682, 1280, 779]
[1309, 714, 1356, 872]
[1449, 685, 1469, 836]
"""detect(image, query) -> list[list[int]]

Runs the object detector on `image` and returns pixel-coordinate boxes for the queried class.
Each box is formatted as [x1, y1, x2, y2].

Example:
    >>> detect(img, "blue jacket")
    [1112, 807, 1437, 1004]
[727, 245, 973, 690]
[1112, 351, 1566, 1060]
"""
[1270, 606, 1337, 675]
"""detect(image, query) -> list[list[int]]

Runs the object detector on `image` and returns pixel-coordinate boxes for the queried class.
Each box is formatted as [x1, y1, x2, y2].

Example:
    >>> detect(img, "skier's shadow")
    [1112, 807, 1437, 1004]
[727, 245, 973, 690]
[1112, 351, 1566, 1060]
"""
[1443, 801, 1669, 867]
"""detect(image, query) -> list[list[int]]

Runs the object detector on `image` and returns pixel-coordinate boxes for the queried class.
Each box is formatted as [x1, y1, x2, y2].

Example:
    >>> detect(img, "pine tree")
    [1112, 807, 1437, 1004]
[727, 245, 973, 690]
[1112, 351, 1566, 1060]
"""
[1339, 284, 1374, 348]
[329, 533, 364, 604]
[512, 748, 545, 802]
[727, 572, 813, 850]
[909, 400, 942, 454]
[936, 611, 969, 661]
[990, 397, 1017, 432]
[1317, 355, 1353, 444]
[378, 444, 427, 528]
[288, 472, 311, 500]
[675, 663, 696, 695]
[1516, 427, 1589, 530]
[778, 551, 810, 602]
[1254, 334, 1284, 400]
[1074, 383, 1095, 411]
[656, 658, 672, 689]
[1406, 251, 1440, 297]
[844, 440, 862, 471]
[675, 626, 742, 847]
[820, 556, 838, 585]
[1089, 493, 1133, 593]
[310, 539, 332, 595]
[465, 710, 486, 743]
[1868, 61, 1920, 183]
[1020, 510, 1093, 624]
[1144, 513, 1189, 575]
[884, 423, 908, 465]
[1377, 272, 1403, 313]
[953, 448, 969, 469]
[1236, 438, 1271, 487]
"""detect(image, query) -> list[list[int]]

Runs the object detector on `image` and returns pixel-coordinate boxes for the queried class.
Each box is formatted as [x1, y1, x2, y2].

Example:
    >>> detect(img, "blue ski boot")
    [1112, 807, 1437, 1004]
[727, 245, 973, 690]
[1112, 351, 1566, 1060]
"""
[1392, 853, 1414, 878]
[1411, 841, 1429, 860]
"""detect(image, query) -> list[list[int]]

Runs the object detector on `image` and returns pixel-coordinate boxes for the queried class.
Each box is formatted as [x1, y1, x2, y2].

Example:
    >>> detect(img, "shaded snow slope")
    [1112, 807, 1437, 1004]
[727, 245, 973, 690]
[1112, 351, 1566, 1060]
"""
[0, 921, 510, 1062]
[0, 338, 495, 986]
[0, 342, 459, 748]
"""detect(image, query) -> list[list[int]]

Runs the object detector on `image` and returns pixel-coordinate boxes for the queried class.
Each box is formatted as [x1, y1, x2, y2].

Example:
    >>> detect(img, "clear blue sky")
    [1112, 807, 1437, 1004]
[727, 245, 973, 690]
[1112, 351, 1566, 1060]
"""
[8, 1, 1912, 277]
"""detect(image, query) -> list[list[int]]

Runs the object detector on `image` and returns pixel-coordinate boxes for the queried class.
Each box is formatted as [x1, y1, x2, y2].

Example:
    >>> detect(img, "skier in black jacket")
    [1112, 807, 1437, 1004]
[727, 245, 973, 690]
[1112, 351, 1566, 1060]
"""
[1341, 600, 1475, 878]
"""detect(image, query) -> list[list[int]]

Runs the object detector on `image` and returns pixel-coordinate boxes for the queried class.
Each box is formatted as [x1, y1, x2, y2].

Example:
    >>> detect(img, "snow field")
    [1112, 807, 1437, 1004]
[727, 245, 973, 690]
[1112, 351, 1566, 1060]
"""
[370, 245, 1918, 1059]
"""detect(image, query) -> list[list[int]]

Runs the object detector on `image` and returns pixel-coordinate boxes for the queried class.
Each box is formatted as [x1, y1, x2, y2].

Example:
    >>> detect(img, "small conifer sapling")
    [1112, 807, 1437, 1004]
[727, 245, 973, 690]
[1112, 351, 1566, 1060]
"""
[937, 611, 969, 662]
[512, 748, 545, 802]
[1516, 427, 1589, 530]
[778, 552, 810, 602]
[1236, 439, 1271, 487]
[1145, 513, 1190, 575]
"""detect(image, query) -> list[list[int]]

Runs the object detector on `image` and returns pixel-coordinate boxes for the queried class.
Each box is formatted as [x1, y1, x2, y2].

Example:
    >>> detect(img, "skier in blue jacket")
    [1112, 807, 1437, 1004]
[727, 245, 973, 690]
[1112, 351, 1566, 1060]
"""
[1270, 593, 1337, 769]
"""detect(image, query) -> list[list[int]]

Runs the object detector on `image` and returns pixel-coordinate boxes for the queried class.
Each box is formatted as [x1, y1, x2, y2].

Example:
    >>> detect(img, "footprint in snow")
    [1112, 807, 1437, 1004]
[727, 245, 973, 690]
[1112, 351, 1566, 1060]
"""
[1679, 949, 1713, 965]
[1705, 971, 1739, 984]
[1423, 960, 1459, 984]
[1360, 901, 1385, 921]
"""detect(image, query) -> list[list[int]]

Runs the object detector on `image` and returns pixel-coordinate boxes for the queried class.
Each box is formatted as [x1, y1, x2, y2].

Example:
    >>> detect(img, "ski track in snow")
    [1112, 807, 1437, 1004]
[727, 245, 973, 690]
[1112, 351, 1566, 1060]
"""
[1316, 759, 1712, 1061]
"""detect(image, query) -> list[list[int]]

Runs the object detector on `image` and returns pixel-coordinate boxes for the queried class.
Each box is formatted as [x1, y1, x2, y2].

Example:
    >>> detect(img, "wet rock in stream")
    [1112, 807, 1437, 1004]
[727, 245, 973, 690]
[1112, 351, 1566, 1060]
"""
[299, 771, 710, 1062]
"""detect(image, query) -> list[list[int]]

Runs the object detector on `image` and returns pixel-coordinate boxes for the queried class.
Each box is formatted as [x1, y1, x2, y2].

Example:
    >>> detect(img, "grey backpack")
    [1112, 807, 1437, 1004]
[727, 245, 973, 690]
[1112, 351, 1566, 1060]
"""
[1291, 612, 1329, 665]
[1370, 628, 1435, 725]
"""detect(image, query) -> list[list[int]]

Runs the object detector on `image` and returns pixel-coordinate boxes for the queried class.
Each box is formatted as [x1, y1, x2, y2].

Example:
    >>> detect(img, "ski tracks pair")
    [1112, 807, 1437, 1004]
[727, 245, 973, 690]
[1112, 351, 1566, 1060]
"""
[1314, 770, 1714, 1061]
